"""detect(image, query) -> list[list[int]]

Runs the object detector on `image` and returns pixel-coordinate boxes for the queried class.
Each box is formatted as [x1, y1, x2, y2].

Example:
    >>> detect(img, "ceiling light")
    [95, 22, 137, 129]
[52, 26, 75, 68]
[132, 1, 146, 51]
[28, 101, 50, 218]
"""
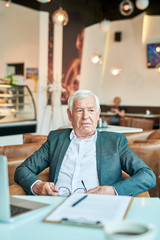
[119, 0, 134, 16]
[52, 8, 69, 26]
[99, 19, 110, 32]
[91, 54, 102, 64]
[5, 0, 11, 7]
[135, 0, 149, 10]
[36, 0, 51, 3]
[156, 63, 160, 72]
[156, 46, 160, 53]
[111, 67, 122, 76]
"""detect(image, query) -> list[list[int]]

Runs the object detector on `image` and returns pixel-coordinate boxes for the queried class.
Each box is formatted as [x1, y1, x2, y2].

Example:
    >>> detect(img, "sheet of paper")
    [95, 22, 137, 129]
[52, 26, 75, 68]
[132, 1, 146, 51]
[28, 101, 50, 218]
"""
[45, 193, 132, 226]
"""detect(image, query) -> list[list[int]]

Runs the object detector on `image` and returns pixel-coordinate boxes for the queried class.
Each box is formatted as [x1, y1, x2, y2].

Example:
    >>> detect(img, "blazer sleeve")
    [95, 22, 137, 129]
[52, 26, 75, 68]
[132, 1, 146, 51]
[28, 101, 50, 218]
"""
[14, 139, 50, 195]
[112, 134, 156, 196]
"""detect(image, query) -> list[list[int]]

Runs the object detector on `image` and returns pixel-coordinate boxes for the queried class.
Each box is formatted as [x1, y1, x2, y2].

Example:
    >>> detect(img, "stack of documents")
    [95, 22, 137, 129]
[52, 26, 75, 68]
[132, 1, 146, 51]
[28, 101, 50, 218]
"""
[44, 194, 132, 228]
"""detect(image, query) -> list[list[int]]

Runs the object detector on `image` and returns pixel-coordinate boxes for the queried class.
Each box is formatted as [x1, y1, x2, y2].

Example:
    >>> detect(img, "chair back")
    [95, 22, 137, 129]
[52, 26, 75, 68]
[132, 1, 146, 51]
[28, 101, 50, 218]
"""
[0, 143, 42, 185]
[120, 117, 154, 130]
[131, 118, 154, 130]
[23, 134, 47, 144]
[129, 141, 160, 197]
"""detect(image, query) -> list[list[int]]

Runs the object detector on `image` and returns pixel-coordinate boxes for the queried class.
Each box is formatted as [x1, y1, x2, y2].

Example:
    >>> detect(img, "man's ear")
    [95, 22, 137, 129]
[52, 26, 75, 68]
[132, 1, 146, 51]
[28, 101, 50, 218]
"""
[67, 108, 72, 121]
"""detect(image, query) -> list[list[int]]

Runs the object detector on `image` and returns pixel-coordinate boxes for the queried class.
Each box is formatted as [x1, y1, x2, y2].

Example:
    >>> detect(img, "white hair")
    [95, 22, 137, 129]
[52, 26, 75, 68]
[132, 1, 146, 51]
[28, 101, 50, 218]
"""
[68, 89, 100, 113]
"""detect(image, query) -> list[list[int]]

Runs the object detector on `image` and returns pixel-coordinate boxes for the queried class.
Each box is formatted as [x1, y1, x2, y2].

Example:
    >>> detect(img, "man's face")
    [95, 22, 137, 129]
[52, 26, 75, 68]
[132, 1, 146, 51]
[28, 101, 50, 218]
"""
[67, 95, 100, 138]
[114, 99, 120, 107]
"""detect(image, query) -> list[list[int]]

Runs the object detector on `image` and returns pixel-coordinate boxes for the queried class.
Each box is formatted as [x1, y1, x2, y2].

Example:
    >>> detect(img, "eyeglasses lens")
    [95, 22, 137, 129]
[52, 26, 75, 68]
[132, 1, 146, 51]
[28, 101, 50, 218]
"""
[59, 187, 70, 197]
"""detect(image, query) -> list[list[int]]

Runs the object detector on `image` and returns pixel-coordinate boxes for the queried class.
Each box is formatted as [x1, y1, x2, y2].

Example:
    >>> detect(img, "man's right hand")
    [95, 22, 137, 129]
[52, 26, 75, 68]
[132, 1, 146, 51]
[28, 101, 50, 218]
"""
[32, 180, 59, 196]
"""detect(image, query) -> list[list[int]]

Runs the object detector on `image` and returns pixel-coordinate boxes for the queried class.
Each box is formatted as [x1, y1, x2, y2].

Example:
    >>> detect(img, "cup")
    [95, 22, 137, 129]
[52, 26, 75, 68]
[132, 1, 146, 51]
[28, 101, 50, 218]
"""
[104, 221, 155, 240]
[146, 110, 151, 115]
[102, 120, 108, 128]
[98, 118, 102, 128]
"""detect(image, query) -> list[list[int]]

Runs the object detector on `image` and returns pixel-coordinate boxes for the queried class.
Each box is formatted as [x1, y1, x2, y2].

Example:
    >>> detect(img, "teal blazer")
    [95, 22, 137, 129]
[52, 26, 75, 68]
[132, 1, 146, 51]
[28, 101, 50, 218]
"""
[14, 128, 156, 196]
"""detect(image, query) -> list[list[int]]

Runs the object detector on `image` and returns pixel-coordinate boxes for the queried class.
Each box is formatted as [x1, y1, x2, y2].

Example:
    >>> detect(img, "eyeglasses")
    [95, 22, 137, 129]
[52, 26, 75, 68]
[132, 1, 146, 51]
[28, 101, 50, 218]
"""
[58, 180, 87, 197]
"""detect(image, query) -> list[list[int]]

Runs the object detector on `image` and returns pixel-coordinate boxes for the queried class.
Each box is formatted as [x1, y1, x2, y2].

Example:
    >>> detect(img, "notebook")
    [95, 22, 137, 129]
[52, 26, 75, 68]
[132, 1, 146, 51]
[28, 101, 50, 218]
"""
[0, 155, 48, 222]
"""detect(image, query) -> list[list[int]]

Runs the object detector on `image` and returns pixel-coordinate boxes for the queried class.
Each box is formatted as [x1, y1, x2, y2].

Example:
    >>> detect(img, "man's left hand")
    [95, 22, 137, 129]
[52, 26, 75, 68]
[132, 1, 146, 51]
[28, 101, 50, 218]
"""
[87, 186, 116, 195]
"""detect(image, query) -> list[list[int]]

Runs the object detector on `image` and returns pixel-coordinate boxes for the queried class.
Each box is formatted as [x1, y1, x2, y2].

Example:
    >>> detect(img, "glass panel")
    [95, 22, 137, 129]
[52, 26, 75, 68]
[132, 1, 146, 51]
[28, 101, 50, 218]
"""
[0, 84, 36, 123]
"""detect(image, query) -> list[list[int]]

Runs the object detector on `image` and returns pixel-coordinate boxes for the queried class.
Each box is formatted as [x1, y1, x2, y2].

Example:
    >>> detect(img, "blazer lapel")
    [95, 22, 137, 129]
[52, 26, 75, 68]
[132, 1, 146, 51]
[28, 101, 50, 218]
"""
[96, 131, 103, 185]
[49, 131, 71, 183]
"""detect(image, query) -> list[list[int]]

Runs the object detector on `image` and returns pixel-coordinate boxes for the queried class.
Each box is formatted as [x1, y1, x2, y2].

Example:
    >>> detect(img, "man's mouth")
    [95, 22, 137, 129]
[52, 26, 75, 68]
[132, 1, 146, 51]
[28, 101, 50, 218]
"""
[81, 122, 90, 125]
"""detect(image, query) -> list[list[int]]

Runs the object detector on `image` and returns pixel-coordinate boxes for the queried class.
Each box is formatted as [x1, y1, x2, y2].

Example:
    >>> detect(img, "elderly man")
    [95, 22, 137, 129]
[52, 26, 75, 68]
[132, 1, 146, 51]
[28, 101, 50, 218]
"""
[15, 89, 156, 196]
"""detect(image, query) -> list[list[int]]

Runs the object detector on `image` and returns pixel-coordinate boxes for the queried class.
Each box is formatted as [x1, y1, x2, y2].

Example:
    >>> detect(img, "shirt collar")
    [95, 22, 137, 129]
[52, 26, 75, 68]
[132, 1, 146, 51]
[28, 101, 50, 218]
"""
[70, 129, 97, 142]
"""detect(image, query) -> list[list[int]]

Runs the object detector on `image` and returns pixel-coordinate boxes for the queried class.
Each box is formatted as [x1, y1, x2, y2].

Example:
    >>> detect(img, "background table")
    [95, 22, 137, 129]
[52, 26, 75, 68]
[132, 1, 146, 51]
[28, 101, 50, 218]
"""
[101, 111, 160, 129]
[0, 196, 159, 240]
[0, 134, 23, 146]
[97, 125, 143, 133]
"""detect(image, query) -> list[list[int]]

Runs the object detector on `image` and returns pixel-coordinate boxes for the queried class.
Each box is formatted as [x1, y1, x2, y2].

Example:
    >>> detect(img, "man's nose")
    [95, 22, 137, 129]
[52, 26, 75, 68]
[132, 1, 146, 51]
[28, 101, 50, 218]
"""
[82, 110, 89, 119]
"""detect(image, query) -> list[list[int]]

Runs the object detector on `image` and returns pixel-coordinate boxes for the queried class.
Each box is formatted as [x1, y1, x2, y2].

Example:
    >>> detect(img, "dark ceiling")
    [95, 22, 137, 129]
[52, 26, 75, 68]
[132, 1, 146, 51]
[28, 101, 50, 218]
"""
[11, 0, 160, 27]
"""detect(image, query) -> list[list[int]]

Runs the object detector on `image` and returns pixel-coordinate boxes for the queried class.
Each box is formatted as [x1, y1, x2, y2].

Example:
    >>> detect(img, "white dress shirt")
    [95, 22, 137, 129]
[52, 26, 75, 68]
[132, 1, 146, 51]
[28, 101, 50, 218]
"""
[55, 130, 99, 193]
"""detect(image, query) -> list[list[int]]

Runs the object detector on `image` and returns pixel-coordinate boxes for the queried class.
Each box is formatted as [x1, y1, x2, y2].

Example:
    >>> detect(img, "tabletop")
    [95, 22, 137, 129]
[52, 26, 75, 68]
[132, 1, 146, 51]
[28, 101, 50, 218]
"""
[100, 111, 117, 116]
[97, 125, 143, 133]
[125, 113, 160, 119]
[100, 112, 160, 119]
[0, 196, 160, 240]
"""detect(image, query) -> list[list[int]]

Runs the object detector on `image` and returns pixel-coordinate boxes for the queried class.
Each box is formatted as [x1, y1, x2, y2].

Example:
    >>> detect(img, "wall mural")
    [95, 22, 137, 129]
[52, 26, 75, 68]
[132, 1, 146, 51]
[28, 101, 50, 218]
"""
[47, 13, 85, 105]
[61, 27, 85, 104]
[47, 13, 54, 105]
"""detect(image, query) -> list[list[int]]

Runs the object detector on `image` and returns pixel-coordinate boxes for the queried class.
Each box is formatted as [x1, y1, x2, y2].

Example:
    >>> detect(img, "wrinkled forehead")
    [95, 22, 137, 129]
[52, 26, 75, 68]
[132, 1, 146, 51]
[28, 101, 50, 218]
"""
[73, 95, 97, 108]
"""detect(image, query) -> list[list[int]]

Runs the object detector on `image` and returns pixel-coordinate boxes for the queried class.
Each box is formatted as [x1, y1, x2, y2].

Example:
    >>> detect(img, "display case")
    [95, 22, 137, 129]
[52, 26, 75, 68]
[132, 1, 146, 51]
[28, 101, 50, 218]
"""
[0, 84, 37, 136]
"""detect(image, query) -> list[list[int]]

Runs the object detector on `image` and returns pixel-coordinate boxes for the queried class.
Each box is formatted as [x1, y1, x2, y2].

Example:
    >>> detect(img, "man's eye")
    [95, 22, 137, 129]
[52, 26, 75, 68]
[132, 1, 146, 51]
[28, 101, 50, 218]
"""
[76, 109, 82, 113]
[89, 109, 94, 112]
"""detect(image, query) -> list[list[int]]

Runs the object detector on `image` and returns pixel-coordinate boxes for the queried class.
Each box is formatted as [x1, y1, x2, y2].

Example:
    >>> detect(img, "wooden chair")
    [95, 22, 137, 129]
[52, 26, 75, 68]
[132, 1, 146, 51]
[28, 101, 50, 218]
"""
[129, 141, 160, 197]
[131, 118, 154, 130]
[120, 117, 133, 127]
[120, 117, 154, 130]
[9, 168, 49, 195]
[101, 116, 110, 125]
[0, 143, 43, 185]
[23, 134, 47, 144]
[124, 130, 154, 144]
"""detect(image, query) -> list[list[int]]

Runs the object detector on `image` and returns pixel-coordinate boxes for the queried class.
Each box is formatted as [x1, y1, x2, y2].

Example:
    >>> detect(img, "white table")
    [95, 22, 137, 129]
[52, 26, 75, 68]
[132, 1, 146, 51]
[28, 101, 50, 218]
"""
[0, 196, 160, 240]
[100, 111, 117, 116]
[101, 112, 160, 119]
[97, 125, 143, 133]
[125, 113, 160, 119]
[0, 134, 23, 146]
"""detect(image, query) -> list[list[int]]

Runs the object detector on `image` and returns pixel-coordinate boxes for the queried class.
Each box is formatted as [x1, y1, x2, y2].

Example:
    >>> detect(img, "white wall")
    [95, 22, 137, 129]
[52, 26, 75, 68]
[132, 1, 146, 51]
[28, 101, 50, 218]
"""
[80, 23, 107, 97]
[0, 2, 39, 105]
[0, 2, 69, 135]
[80, 13, 160, 107]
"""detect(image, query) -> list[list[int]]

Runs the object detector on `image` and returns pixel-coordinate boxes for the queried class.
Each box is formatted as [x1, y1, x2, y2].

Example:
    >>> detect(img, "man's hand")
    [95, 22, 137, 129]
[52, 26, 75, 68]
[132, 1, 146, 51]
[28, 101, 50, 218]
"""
[87, 186, 116, 195]
[32, 181, 59, 196]
[111, 108, 119, 114]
